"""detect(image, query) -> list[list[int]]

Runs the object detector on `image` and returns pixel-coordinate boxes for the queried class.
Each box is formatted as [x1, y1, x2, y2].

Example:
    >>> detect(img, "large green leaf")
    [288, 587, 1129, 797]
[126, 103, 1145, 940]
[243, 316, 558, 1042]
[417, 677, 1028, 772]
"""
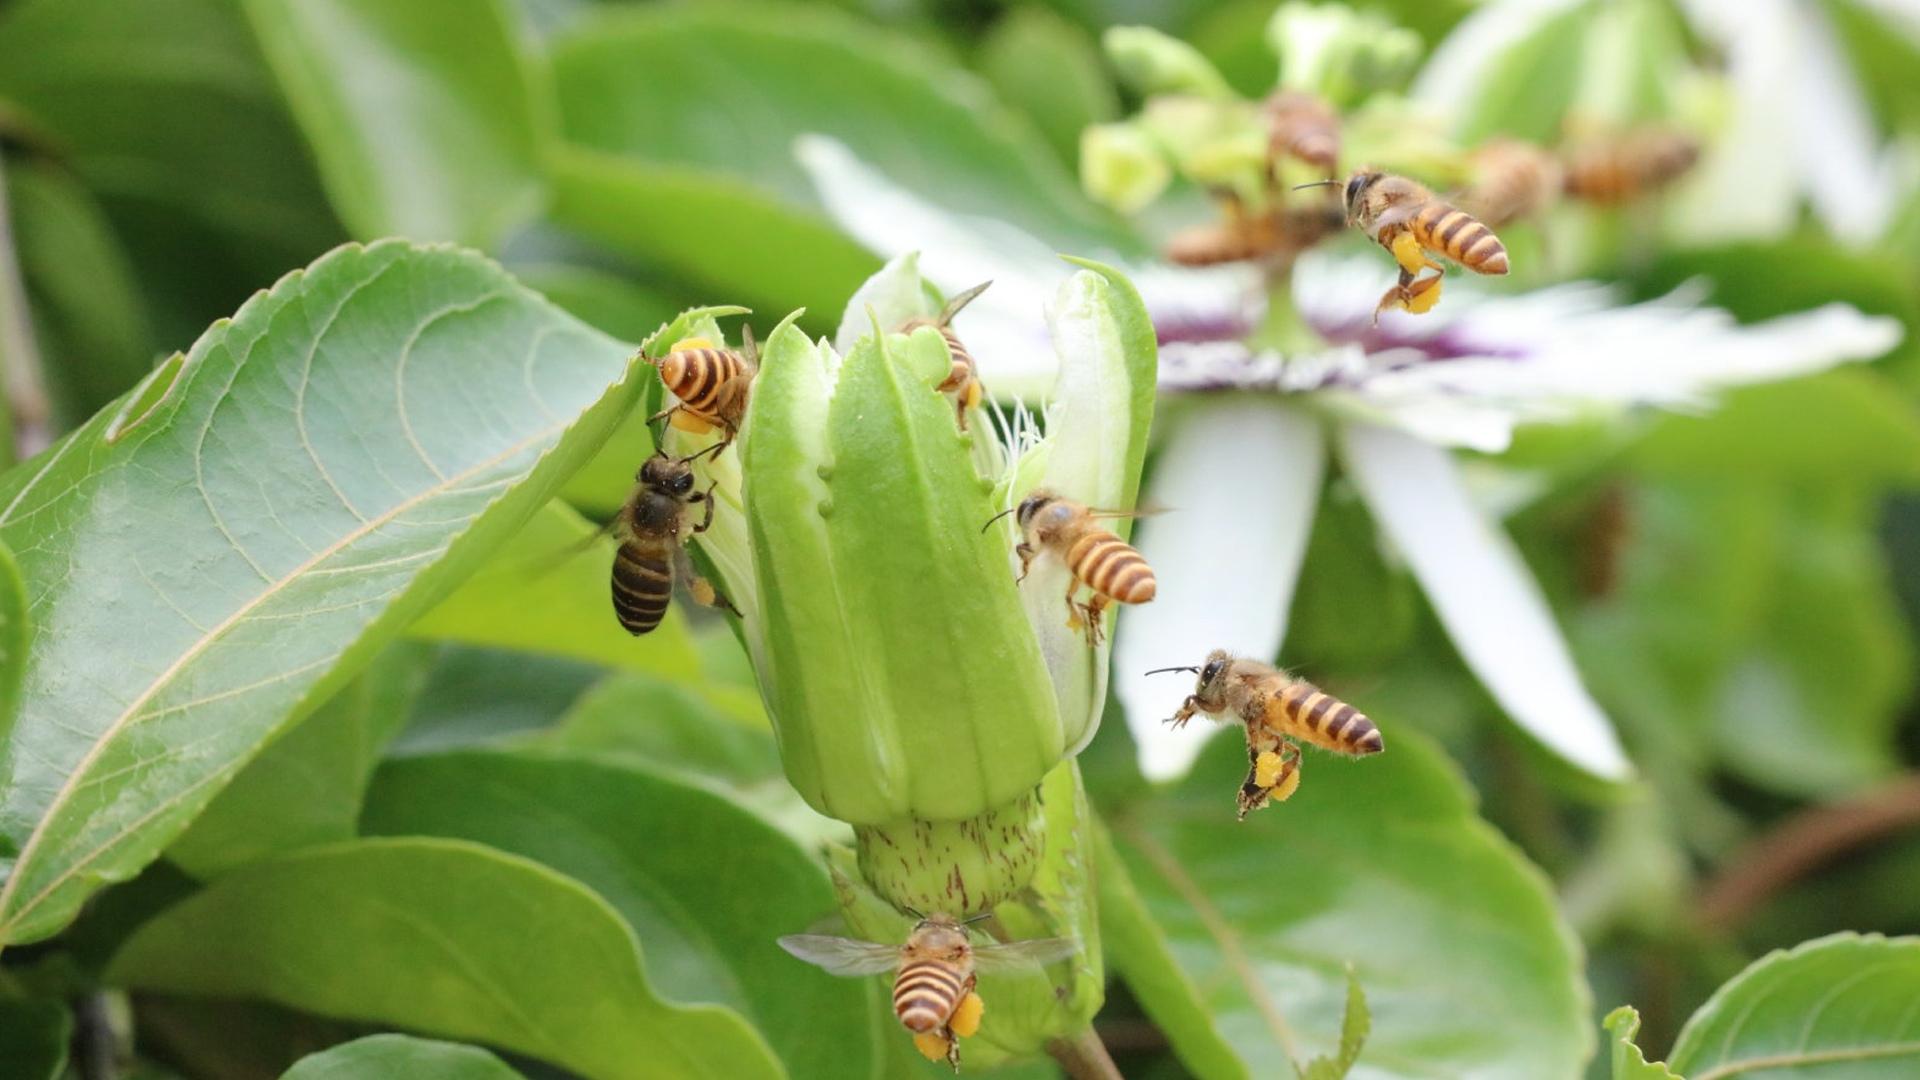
[408, 500, 699, 677]
[282, 1034, 524, 1080]
[1670, 933, 1920, 1079]
[1098, 730, 1589, 1079]
[166, 642, 432, 877]
[360, 748, 880, 1080]
[0, 240, 644, 945]
[977, 9, 1118, 166]
[0, 0, 343, 344]
[539, 672, 779, 783]
[552, 5, 1126, 250]
[107, 838, 784, 1079]
[545, 5, 1137, 314]
[241, 0, 548, 248]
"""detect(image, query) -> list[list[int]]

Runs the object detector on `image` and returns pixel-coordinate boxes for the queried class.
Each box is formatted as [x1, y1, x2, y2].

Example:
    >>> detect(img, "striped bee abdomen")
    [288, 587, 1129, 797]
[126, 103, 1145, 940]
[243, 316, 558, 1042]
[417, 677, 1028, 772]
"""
[1412, 202, 1509, 275]
[657, 343, 751, 421]
[611, 542, 674, 635]
[1066, 531, 1157, 604]
[892, 961, 965, 1034]
[1269, 682, 1383, 756]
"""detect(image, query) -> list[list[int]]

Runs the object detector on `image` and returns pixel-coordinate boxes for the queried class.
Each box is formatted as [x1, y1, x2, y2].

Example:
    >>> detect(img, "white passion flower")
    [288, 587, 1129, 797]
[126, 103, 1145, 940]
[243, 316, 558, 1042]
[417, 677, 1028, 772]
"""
[794, 134, 1903, 784]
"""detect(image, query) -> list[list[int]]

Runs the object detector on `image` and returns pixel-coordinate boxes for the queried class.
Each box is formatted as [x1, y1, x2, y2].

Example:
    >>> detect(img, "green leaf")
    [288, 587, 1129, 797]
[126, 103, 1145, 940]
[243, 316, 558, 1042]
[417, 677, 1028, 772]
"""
[0, 0, 344, 343]
[977, 10, 1118, 165]
[283, 1034, 523, 1080]
[0, 240, 644, 945]
[240, 0, 547, 248]
[549, 148, 878, 332]
[360, 750, 876, 1080]
[0, 997, 71, 1080]
[408, 500, 699, 677]
[539, 672, 778, 784]
[1098, 730, 1589, 1080]
[1671, 933, 1920, 1079]
[1604, 1007, 1681, 1080]
[1628, 370, 1920, 484]
[7, 158, 155, 426]
[545, 5, 1136, 313]
[107, 837, 785, 1080]
[389, 645, 603, 756]
[1455, 1, 1593, 145]
[1300, 970, 1369, 1080]
[166, 642, 431, 877]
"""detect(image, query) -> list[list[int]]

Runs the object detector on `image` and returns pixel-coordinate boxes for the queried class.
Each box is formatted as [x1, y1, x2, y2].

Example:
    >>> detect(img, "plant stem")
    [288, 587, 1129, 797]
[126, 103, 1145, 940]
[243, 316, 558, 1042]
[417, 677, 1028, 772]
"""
[0, 146, 51, 463]
[1698, 774, 1920, 930]
[1047, 1027, 1124, 1080]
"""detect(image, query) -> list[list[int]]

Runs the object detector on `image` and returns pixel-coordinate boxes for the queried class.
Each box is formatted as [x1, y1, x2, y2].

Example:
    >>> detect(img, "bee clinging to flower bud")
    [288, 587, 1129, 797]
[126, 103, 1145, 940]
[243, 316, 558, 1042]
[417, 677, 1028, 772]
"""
[780, 914, 1077, 1070]
[645, 324, 759, 447]
[987, 490, 1156, 648]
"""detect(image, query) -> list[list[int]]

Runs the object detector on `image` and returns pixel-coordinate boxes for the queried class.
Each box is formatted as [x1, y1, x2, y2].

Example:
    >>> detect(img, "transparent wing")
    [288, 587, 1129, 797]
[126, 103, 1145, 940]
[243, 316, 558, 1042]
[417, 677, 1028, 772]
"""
[970, 936, 1080, 973]
[777, 934, 900, 977]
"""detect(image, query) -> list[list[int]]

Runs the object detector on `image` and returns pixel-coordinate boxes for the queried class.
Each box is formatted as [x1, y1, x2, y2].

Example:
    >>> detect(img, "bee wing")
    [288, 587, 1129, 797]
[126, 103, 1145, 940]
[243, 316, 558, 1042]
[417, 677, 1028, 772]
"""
[777, 934, 900, 977]
[970, 936, 1080, 973]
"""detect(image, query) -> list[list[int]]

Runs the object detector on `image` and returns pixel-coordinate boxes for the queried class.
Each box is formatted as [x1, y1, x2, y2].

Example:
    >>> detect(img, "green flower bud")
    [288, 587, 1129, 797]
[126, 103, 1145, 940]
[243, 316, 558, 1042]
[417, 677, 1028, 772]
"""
[1267, 2, 1421, 109]
[1137, 96, 1269, 205]
[1080, 121, 1173, 215]
[713, 256, 1157, 834]
[1103, 25, 1234, 99]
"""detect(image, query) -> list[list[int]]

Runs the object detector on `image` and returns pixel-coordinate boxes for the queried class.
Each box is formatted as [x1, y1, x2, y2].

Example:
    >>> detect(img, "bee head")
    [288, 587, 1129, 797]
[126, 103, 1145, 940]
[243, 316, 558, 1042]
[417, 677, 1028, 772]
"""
[1015, 490, 1056, 528]
[1198, 648, 1235, 696]
[1343, 169, 1382, 225]
[638, 453, 696, 496]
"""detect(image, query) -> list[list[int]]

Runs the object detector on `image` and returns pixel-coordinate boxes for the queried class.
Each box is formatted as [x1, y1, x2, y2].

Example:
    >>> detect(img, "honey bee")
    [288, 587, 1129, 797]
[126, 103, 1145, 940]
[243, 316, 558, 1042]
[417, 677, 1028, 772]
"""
[985, 490, 1156, 647]
[1319, 169, 1510, 323]
[897, 282, 991, 430]
[610, 445, 735, 635]
[1263, 89, 1340, 176]
[1561, 127, 1699, 206]
[1164, 201, 1344, 268]
[779, 915, 1077, 1070]
[1150, 649, 1383, 818]
[646, 324, 758, 445]
[1459, 138, 1564, 229]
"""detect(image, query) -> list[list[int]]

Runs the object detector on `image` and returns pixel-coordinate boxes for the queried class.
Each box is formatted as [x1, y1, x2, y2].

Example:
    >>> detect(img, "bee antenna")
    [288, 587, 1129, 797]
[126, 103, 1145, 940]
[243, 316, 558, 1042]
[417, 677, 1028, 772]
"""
[980, 505, 1020, 534]
[1293, 180, 1340, 191]
[902, 905, 926, 920]
[961, 912, 994, 925]
[1143, 665, 1200, 676]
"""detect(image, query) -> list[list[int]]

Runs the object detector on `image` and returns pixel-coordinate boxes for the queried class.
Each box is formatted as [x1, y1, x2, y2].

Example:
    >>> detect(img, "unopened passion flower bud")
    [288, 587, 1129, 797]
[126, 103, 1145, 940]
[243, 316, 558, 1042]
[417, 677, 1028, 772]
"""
[671, 254, 1155, 914]
[1102, 25, 1234, 100]
[1268, 2, 1421, 109]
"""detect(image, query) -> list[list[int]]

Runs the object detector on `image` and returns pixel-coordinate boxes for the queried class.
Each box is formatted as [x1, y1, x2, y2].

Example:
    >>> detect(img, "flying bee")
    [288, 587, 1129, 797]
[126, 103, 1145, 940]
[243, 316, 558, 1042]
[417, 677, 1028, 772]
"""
[1263, 89, 1340, 176]
[1561, 127, 1700, 206]
[1306, 169, 1510, 324]
[896, 282, 991, 430]
[610, 444, 736, 635]
[1164, 201, 1344, 268]
[779, 914, 1077, 1070]
[985, 489, 1156, 647]
[1459, 138, 1564, 229]
[645, 324, 758, 446]
[1149, 649, 1382, 819]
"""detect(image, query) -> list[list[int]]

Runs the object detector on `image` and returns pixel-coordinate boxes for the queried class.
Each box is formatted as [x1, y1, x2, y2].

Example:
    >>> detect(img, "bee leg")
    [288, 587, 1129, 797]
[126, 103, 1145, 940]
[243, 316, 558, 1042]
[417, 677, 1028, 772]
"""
[1083, 593, 1111, 647]
[1063, 579, 1085, 631]
[691, 484, 719, 534]
[1389, 229, 1441, 276]
[1165, 695, 1203, 729]
[646, 403, 680, 427]
[1372, 270, 1416, 327]
[676, 545, 739, 615]
[1014, 542, 1037, 582]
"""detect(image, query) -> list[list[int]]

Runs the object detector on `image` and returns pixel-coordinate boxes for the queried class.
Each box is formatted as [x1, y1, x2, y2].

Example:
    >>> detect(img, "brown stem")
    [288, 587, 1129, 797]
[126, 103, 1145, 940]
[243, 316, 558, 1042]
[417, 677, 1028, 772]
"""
[1698, 775, 1920, 930]
[1047, 1027, 1124, 1080]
